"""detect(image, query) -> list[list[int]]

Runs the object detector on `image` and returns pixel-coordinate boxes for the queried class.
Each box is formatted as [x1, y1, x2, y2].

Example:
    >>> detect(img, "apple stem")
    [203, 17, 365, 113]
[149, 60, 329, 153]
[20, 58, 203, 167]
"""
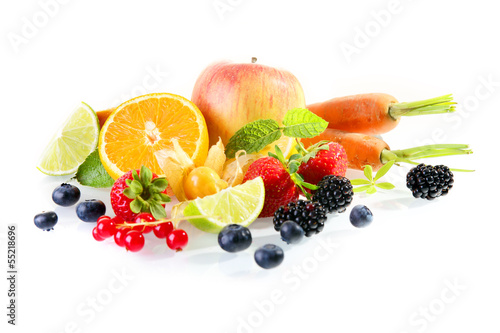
[251, 57, 257, 63]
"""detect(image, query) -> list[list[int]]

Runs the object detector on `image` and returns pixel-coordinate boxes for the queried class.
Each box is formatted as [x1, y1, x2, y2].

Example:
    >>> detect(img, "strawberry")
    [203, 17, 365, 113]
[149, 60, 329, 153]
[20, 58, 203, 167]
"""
[243, 156, 299, 218]
[297, 142, 348, 187]
[110, 166, 170, 221]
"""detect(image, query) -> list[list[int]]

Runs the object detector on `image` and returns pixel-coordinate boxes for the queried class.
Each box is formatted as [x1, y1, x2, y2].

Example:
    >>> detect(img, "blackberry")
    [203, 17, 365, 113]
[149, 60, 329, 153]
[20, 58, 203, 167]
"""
[312, 175, 353, 213]
[273, 200, 327, 237]
[406, 164, 454, 200]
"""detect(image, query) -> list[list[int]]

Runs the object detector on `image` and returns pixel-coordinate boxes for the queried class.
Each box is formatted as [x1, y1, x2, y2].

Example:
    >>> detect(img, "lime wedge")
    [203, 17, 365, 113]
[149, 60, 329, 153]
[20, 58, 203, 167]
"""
[37, 102, 99, 176]
[183, 177, 265, 233]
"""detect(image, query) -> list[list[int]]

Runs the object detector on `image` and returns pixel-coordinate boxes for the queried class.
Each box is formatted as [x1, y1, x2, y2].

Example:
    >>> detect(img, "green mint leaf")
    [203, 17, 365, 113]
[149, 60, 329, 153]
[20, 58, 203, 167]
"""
[150, 178, 169, 193]
[374, 160, 395, 181]
[75, 150, 115, 188]
[363, 165, 373, 182]
[123, 188, 137, 199]
[366, 186, 377, 194]
[353, 185, 372, 193]
[150, 201, 167, 219]
[225, 119, 281, 158]
[350, 179, 372, 185]
[129, 180, 143, 194]
[130, 199, 142, 214]
[140, 165, 153, 185]
[375, 182, 396, 190]
[282, 108, 328, 138]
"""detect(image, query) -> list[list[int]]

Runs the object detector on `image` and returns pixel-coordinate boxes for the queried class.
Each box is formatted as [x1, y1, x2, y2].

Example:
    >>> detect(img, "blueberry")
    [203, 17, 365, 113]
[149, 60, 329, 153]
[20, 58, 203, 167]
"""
[218, 224, 252, 253]
[34, 211, 58, 231]
[280, 221, 304, 244]
[349, 205, 373, 228]
[76, 199, 106, 222]
[254, 244, 284, 269]
[52, 183, 81, 207]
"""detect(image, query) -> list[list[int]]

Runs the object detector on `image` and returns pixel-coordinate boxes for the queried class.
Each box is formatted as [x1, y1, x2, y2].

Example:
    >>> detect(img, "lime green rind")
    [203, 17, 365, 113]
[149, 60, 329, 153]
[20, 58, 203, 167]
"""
[37, 102, 99, 176]
[183, 177, 265, 234]
[183, 203, 225, 233]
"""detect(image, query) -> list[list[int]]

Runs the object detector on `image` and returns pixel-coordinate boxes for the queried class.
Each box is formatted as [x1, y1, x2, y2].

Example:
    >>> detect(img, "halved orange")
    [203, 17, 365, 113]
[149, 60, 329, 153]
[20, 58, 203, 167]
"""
[99, 93, 209, 180]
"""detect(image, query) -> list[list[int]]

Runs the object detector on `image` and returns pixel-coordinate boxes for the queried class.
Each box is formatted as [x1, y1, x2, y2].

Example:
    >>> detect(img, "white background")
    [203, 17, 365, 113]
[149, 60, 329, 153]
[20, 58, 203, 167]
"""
[1, 0, 499, 332]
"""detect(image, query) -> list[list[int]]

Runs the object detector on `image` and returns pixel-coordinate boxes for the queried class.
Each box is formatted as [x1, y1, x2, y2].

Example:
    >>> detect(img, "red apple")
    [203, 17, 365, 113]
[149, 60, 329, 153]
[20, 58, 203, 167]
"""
[191, 59, 306, 146]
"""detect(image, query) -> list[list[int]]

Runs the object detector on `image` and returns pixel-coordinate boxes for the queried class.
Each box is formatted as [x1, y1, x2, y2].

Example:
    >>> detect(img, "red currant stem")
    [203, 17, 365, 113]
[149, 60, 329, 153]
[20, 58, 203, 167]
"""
[115, 215, 222, 229]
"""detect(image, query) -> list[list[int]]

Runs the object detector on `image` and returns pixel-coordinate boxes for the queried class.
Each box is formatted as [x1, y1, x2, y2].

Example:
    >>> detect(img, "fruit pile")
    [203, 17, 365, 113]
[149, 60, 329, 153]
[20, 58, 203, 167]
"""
[92, 214, 189, 252]
[35, 58, 473, 269]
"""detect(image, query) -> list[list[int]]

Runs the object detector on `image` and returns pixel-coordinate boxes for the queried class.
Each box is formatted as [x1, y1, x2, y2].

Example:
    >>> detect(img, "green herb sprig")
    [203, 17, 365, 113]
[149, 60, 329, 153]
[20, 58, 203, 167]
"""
[351, 160, 396, 194]
[225, 108, 328, 158]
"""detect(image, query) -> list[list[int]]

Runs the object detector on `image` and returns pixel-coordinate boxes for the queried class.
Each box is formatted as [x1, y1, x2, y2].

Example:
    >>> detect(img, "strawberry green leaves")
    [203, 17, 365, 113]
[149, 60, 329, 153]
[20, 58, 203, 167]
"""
[351, 160, 396, 194]
[225, 108, 328, 158]
[268, 145, 318, 200]
[122, 166, 171, 219]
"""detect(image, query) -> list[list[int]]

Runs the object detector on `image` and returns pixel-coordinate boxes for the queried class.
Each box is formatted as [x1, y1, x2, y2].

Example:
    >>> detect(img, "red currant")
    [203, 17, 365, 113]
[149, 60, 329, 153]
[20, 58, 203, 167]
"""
[114, 227, 130, 247]
[96, 219, 116, 239]
[153, 222, 173, 239]
[124, 230, 145, 252]
[97, 215, 112, 223]
[111, 215, 125, 227]
[134, 213, 155, 233]
[166, 229, 188, 251]
[92, 227, 105, 241]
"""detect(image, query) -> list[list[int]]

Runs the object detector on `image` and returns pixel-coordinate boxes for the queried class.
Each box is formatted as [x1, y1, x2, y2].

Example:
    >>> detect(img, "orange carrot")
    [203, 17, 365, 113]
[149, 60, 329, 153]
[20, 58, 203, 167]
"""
[96, 108, 115, 128]
[307, 94, 456, 135]
[301, 129, 472, 171]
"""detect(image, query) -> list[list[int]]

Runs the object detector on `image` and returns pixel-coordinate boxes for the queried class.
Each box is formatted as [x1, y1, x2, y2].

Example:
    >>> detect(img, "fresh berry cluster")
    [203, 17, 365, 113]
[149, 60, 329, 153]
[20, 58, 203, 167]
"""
[273, 200, 327, 237]
[92, 213, 189, 252]
[34, 183, 106, 231]
[242, 156, 299, 218]
[406, 164, 454, 200]
[218, 224, 284, 269]
[271, 174, 353, 242]
[312, 175, 354, 213]
[110, 167, 170, 221]
[297, 141, 348, 186]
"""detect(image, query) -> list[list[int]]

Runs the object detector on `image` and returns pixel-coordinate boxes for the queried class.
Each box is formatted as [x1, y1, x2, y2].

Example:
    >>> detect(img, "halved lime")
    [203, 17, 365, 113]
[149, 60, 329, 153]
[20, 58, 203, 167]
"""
[183, 177, 265, 233]
[37, 102, 99, 176]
